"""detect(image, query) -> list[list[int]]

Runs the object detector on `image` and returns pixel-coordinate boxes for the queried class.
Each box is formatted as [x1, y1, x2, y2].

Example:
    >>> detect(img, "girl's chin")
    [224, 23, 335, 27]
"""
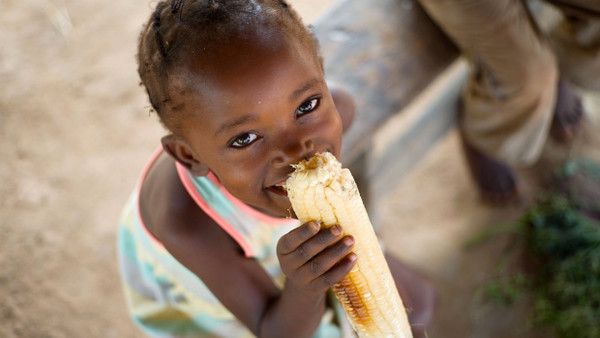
[250, 200, 295, 219]
[273, 204, 296, 219]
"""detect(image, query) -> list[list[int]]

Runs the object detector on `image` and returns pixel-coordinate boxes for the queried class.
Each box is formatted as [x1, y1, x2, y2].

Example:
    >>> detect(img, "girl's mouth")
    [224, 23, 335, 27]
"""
[267, 182, 288, 196]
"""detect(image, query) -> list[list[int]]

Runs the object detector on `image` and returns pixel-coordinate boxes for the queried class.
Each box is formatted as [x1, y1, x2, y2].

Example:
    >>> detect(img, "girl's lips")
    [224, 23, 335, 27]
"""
[267, 182, 288, 196]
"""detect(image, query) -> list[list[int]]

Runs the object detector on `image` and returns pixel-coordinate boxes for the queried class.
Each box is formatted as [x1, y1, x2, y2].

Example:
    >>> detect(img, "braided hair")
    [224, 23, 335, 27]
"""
[137, 0, 321, 133]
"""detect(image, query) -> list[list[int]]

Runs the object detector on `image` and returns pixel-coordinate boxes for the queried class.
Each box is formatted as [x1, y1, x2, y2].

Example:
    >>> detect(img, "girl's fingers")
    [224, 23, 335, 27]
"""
[277, 221, 321, 255]
[281, 225, 345, 269]
[309, 252, 357, 292]
[299, 235, 355, 282]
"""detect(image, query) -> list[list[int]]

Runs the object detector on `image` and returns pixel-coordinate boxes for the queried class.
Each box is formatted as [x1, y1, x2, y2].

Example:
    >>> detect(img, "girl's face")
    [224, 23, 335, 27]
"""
[173, 30, 343, 217]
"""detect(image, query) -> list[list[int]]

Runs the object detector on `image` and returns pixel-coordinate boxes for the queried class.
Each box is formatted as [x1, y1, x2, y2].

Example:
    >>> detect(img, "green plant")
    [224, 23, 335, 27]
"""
[471, 159, 600, 337]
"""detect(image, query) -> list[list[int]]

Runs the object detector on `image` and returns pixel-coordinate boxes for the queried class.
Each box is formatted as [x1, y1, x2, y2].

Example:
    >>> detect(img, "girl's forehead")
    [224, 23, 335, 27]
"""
[187, 26, 313, 74]
[178, 29, 322, 105]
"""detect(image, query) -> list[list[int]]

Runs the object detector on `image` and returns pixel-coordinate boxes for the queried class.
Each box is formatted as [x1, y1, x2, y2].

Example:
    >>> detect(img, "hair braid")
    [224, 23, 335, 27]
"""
[152, 10, 168, 58]
[171, 0, 185, 13]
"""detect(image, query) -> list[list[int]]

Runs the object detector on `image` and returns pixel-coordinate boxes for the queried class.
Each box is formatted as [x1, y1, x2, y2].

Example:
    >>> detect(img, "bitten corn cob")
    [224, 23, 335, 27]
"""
[286, 152, 413, 338]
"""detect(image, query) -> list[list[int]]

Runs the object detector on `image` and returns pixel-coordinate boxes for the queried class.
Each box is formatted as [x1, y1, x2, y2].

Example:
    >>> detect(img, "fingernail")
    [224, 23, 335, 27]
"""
[331, 225, 341, 236]
[343, 236, 354, 246]
[311, 221, 321, 231]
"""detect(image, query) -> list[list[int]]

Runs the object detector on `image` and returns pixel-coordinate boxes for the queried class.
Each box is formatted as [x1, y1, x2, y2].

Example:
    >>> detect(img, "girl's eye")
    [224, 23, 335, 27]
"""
[230, 133, 258, 148]
[295, 97, 320, 117]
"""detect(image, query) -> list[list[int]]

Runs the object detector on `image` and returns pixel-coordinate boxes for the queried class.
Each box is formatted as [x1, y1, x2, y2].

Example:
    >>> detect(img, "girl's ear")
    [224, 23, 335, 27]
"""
[161, 135, 210, 176]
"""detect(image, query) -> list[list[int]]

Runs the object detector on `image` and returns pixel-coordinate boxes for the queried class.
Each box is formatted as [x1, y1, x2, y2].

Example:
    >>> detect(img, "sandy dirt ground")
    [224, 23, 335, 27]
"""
[1, 0, 599, 337]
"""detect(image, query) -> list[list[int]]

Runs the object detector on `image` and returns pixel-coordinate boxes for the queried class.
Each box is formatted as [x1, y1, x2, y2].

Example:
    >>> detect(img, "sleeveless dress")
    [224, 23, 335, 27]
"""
[117, 148, 354, 337]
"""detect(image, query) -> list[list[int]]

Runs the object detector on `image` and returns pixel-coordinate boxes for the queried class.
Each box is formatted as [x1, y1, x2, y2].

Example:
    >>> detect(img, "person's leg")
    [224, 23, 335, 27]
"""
[547, 1, 600, 90]
[460, 77, 585, 202]
[418, 0, 583, 201]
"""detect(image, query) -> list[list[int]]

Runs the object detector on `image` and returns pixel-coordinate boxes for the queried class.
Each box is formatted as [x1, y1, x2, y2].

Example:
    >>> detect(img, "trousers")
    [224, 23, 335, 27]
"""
[418, 0, 600, 166]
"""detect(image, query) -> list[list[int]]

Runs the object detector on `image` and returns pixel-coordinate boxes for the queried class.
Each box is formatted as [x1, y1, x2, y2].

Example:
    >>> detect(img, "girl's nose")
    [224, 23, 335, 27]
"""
[270, 137, 314, 168]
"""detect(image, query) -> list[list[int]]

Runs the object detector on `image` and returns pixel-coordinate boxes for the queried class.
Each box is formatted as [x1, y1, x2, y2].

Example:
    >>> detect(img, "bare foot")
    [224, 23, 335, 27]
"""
[550, 79, 585, 143]
[386, 254, 436, 338]
[460, 132, 519, 204]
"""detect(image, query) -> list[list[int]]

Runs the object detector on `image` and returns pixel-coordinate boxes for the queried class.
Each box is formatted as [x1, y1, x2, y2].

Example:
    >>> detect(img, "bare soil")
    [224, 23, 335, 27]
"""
[1, 0, 599, 337]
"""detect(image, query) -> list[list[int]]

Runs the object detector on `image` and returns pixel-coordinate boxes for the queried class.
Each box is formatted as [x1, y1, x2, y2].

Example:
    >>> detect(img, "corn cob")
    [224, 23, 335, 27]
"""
[286, 152, 413, 338]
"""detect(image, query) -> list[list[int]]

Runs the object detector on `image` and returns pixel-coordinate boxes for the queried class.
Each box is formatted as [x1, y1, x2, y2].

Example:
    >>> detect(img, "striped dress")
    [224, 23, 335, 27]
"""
[117, 148, 354, 337]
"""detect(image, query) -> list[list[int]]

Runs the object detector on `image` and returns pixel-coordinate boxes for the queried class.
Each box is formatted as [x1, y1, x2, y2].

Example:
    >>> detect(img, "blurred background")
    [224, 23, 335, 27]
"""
[1, 0, 598, 337]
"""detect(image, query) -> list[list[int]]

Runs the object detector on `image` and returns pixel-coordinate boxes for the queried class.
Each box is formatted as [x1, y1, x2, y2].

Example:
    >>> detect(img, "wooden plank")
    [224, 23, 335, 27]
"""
[312, 0, 459, 164]
[367, 60, 467, 222]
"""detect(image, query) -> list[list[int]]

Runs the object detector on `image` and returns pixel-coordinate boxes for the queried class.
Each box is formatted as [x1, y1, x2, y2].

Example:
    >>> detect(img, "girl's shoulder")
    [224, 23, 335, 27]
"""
[138, 152, 238, 255]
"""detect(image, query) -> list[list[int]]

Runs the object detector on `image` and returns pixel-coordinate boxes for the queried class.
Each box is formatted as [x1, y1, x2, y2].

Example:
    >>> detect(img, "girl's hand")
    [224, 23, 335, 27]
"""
[277, 221, 357, 296]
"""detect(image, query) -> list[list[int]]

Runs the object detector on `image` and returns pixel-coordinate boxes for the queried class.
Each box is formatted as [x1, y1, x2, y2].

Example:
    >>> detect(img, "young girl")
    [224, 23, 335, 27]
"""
[118, 1, 435, 336]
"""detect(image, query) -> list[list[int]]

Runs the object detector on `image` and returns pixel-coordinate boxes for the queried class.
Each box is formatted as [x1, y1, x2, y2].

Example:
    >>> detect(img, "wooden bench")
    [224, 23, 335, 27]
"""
[311, 0, 465, 220]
